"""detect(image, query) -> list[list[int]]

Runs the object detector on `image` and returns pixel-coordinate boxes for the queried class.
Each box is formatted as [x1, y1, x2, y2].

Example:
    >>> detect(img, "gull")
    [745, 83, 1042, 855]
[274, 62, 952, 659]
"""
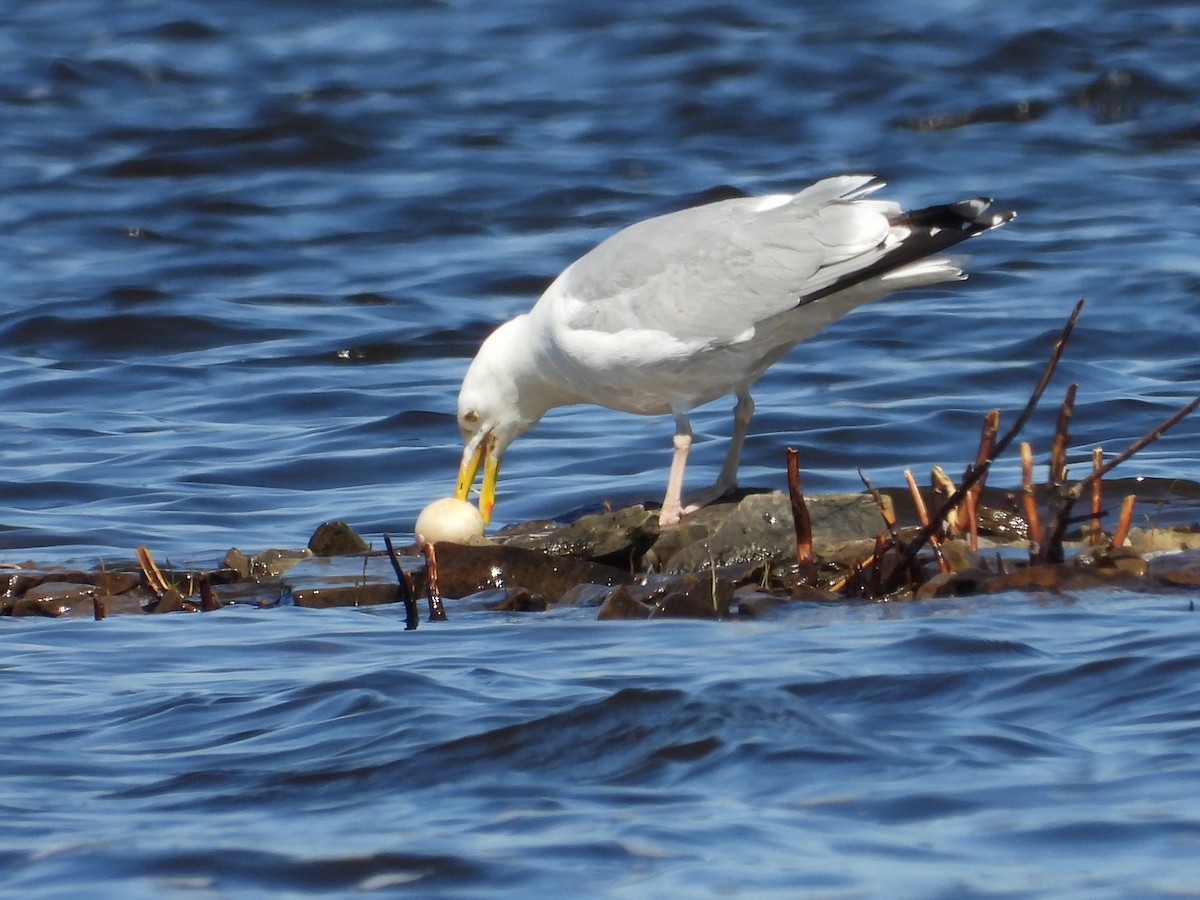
[455, 174, 1013, 527]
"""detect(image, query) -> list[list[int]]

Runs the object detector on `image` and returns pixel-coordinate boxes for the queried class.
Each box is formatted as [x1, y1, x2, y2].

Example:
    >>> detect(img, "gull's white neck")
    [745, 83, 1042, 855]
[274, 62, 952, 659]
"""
[474, 314, 586, 423]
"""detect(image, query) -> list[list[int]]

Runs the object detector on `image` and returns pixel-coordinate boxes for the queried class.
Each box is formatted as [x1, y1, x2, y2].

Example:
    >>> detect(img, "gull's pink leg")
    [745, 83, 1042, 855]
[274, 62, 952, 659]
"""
[659, 414, 692, 526]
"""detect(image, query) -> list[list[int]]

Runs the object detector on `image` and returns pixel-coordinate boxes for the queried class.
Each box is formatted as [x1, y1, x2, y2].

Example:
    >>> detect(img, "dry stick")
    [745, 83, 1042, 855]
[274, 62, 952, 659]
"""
[930, 465, 960, 538]
[1020, 442, 1044, 551]
[905, 469, 950, 574]
[858, 469, 911, 593]
[858, 468, 901, 543]
[1090, 447, 1105, 546]
[383, 533, 419, 631]
[964, 485, 980, 553]
[1037, 392, 1200, 562]
[1050, 383, 1078, 484]
[885, 299, 1086, 590]
[785, 447, 814, 565]
[419, 541, 448, 622]
[135, 545, 169, 597]
[959, 408, 1000, 533]
[1110, 495, 1136, 548]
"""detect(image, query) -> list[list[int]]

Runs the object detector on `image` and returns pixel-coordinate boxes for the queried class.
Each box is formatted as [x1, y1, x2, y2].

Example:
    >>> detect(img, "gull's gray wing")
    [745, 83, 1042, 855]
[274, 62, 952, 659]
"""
[554, 175, 1009, 345]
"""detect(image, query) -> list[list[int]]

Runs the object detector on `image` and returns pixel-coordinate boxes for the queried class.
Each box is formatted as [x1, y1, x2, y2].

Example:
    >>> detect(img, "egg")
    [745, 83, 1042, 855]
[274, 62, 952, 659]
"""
[414, 496, 486, 545]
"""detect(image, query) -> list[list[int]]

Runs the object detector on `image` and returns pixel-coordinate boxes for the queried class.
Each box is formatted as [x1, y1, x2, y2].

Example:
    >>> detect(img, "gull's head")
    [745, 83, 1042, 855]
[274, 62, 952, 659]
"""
[454, 318, 539, 524]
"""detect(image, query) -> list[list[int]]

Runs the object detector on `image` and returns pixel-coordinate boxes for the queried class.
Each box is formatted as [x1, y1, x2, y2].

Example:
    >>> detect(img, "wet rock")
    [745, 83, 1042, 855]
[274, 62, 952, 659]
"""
[486, 587, 550, 612]
[209, 579, 285, 609]
[639, 520, 712, 572]
[1149, 549, 1200, 588]
[913, 568, 992, 600]
[147, 587, 198, 613]
[501, 504, 659, 568]
[104, 590, 159, 616]
[939, 539, 991, 574]
[1074, 547, 1148, 577]
[308, 520, 370, 557]
[1127, 526, 1200, 554]
[419, 542, 632, 600]
[978, 563, 1145, 594]
[93, 571, 142, 595]
[8, 596, 73, 617]
[662, 492, 890, 574]
[647, 574, 732, 619]
[22, 581, 97, 604]
[554, 583, 612, 607]
[281, 554, 404, 608]
[596, 586, 652, 620]
[225, 547, 312, 577]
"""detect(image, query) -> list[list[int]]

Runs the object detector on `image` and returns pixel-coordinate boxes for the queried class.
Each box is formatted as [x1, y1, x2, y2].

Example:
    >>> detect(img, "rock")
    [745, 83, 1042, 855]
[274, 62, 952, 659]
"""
[914, 568, 992, 600]
[554, 583, 612, 607]
[418, 542, 632, 600]
[596, 586, 652, 620]
[662, 492, 890, 574]
[225, 547, 312, 577]
[648, 574, 732, 619]
[281, 554, 405, 608]
[8, 595, 74, 617]
[308, 520, 370, 556]
[485, 587, 550, 612]
[1149, 549, 1200, 587]
[1127, 526, 1200, 554]
[21, 581, 96, 603]
[978, 563, 1145, 594]
[502, 504, 658, 568]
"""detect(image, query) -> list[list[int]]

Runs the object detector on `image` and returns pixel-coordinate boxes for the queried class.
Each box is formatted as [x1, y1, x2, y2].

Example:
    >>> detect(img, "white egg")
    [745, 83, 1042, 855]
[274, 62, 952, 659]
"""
[414, 497, 485, 545]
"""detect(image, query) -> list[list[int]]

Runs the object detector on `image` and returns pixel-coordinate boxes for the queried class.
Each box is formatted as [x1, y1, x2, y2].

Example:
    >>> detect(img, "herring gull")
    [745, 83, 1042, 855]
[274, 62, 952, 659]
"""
[455, 174, 1013, 526]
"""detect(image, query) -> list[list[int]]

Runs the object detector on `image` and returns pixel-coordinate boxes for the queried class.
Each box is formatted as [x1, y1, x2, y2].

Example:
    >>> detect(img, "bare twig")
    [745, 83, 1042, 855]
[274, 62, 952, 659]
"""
[384, 533, 419, 630]
[419, 541, 448, 622]
[960, 409, 1000, 532]
[1110, 495, 1136, 548]
[906, 469, 949, 574]
[135, 545, 169, 596]
[785, 447, 814, 564]
[1020, 442, 1044, 550]
[1090, 447, 1104, 546]
[963, 480, 979, 552]
[1038, 392, 1200, 562]
[930, 466, 960, 537]
[858, 468, 900, 542]
[1050, 383, 1077, 485]
[886, 300, 1084, 588]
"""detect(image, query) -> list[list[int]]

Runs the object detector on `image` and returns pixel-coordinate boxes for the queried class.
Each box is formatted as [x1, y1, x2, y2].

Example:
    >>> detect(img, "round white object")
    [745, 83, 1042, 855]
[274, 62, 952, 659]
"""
[414, 497, 485, 545]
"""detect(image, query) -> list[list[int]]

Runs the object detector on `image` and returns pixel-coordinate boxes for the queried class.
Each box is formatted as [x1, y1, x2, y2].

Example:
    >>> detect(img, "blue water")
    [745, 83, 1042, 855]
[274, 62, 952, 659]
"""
[3, 0, 1200, 895]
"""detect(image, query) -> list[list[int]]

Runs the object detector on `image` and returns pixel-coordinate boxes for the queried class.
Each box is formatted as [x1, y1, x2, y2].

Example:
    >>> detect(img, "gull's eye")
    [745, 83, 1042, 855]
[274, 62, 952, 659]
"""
[462, 410, 479, 425]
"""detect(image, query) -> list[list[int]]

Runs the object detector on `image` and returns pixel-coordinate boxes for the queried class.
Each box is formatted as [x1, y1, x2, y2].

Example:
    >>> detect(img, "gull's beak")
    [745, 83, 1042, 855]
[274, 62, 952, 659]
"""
[455, 431, 499, 524]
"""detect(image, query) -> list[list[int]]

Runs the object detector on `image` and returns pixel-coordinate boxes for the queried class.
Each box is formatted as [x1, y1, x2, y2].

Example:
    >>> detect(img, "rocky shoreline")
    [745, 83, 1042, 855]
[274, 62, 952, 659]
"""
[4, 478, 1199, 622]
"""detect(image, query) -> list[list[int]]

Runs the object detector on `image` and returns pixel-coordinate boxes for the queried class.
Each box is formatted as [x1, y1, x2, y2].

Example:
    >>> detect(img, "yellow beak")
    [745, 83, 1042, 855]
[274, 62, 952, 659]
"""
[455, 432, 499, 524]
